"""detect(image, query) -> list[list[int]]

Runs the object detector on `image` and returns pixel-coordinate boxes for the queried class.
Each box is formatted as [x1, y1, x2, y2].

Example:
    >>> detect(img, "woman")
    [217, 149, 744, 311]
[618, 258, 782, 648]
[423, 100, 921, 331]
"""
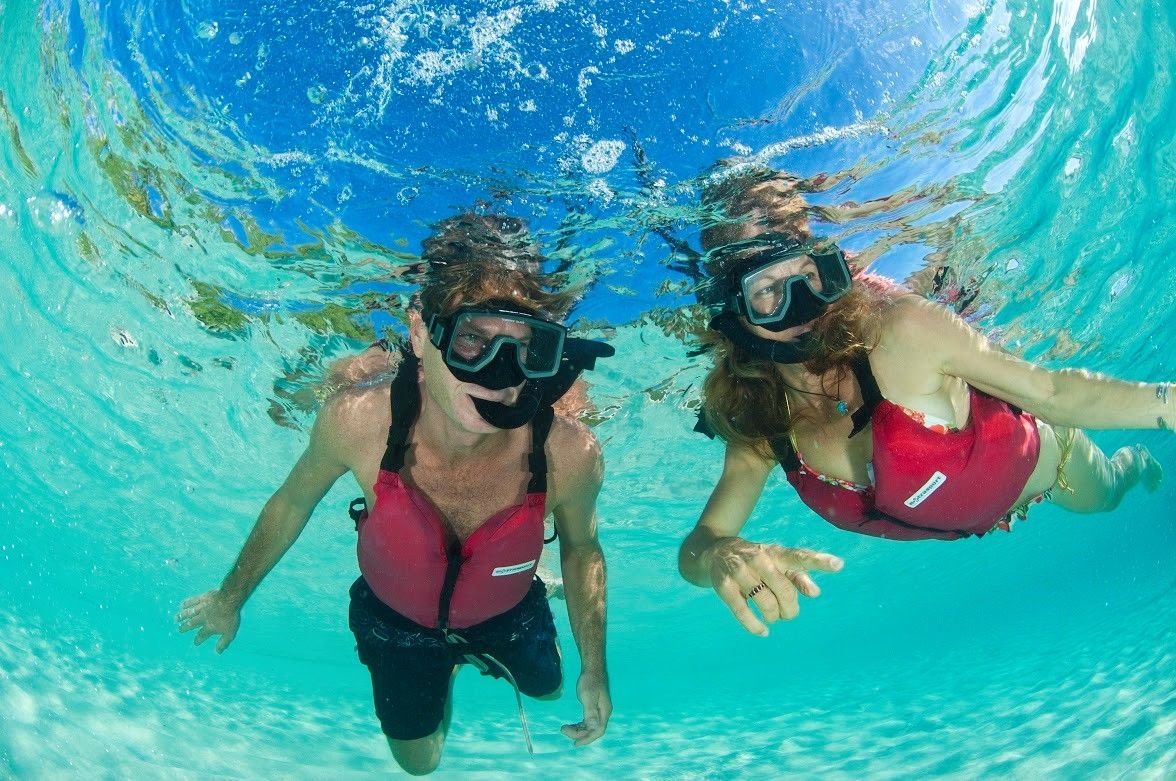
[678, 167, 1169, 637]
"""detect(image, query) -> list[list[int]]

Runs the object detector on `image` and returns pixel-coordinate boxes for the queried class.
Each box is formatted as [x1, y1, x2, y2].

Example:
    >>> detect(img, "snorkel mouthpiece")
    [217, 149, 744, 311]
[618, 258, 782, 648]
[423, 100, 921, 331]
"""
[471, 391, 543, 430]
[708, 311, 816, 364]
[470, 337, 616, 429]
[428, 300, 616, 430]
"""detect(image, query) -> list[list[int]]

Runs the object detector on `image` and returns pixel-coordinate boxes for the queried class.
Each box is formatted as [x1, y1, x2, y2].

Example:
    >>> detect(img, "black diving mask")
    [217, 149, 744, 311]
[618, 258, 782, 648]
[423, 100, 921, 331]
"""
[427, 300, 567, 391]
[712, 234, 853, 332]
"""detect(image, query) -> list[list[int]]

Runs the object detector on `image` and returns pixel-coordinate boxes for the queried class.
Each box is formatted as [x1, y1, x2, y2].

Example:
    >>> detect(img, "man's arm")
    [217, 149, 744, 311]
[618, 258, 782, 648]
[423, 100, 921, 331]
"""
[548, 417, 611, 747]
[177, 396, 352, 652]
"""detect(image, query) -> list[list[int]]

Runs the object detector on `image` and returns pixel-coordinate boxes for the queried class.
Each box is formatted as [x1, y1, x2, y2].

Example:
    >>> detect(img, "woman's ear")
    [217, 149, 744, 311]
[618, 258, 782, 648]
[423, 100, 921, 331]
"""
[408, 311, 426, 358]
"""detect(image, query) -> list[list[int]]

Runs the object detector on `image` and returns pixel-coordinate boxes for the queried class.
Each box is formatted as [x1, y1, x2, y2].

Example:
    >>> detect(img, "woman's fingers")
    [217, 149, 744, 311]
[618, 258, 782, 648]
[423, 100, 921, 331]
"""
[777, 547, 844, 573]
[785, 569, 821, 599]
[715, 578, 769, 637]
[748, 583, 779, 623]
[711, 539, 843, 634]
[756, 563, 797, 621]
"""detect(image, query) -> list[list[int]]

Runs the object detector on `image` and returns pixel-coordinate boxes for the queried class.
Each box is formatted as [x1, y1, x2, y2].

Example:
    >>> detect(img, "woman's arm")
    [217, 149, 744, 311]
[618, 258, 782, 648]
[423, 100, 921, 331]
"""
[885, 296, 1173, 430]
[679, 442, 843, 636]
[679, 442, 775, 585]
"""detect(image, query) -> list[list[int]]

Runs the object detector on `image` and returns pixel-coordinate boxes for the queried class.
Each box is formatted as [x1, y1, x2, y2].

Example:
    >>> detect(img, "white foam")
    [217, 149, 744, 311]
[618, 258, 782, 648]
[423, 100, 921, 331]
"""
[581, 139, 625, 174]
[587, 178, 615, 204]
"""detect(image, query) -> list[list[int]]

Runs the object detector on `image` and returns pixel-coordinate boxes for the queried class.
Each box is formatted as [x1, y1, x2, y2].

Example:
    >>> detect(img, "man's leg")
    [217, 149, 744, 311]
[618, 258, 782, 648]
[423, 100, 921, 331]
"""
[474, 579, 564, 701]
[349, 580, 459, 776]
[387, 667, 459, 776]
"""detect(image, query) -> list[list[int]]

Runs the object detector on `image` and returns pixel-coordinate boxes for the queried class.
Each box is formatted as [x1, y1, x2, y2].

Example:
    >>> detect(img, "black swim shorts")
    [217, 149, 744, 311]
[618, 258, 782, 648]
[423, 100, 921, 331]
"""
[348, 576, 562, 742]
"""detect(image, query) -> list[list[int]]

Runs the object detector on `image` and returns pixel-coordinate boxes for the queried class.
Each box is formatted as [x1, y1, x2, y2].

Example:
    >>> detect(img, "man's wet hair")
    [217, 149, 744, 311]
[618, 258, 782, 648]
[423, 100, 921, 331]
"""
[417, 213, 576, 321]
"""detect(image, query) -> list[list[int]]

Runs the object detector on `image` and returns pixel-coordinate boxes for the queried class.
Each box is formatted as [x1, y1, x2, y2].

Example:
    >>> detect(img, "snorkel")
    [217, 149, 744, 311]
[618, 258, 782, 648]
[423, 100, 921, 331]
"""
[469, 338, 615, 429]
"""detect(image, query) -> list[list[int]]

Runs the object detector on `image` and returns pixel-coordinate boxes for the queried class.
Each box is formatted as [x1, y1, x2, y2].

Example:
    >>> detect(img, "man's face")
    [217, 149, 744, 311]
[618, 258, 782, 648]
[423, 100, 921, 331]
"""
[410, 310, 526, 434]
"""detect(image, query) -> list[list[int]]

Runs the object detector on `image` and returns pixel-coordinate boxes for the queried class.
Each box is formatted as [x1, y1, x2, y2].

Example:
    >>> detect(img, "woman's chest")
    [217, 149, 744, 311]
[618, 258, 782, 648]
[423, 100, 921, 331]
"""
[790, 416, 874, 485]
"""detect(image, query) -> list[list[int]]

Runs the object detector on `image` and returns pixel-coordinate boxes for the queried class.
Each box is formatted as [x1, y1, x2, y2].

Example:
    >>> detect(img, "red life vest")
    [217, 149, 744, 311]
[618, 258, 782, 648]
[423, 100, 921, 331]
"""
[774, 355, 1040, 540]
[352, 352, 553, 629]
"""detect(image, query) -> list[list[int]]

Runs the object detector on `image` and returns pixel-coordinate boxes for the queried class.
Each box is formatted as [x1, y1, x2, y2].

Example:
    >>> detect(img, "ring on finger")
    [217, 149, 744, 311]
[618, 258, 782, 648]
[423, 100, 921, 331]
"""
[744, 582, 767, 600]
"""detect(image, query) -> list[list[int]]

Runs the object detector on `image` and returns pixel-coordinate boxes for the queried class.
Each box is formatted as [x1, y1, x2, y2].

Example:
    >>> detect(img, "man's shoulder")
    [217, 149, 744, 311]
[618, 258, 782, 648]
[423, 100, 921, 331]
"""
[546, 412, 603, 482]
[316, 379, 393, 443]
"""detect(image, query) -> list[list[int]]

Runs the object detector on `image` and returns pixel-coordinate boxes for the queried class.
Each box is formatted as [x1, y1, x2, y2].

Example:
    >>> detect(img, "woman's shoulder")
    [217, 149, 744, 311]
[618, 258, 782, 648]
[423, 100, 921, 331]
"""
[877, 290, 954, 338]
[871, 291, 964, 383]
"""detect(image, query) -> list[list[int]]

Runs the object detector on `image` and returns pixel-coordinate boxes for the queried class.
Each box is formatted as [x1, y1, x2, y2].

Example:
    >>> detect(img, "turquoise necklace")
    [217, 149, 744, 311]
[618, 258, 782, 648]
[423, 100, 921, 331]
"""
[784, 382, 851, 416]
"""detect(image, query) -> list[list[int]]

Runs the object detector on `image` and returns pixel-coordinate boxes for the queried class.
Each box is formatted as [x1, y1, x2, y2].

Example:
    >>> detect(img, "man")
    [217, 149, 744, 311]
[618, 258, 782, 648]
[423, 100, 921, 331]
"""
[178, 214, 612, 774]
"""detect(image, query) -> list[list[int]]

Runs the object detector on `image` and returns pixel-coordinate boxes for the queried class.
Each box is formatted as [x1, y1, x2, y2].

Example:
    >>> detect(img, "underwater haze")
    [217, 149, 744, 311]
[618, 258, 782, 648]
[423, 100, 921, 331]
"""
[1, 0, 1174, 777]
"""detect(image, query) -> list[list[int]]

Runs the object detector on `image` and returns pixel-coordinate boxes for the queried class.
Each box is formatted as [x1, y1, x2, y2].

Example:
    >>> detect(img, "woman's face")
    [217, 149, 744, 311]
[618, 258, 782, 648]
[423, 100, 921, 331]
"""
[726, 247, 823, 343]
[716, 181, 821, 342]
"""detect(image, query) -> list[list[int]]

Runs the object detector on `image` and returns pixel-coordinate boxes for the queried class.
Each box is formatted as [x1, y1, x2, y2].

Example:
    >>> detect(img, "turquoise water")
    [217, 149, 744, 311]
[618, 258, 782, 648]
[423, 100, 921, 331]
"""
[1, 0, 1173, 777]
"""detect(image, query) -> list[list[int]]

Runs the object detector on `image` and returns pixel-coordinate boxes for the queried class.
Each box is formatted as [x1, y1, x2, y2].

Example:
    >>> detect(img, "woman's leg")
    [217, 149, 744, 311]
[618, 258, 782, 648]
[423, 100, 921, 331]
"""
[1050, 428, 1162, 514]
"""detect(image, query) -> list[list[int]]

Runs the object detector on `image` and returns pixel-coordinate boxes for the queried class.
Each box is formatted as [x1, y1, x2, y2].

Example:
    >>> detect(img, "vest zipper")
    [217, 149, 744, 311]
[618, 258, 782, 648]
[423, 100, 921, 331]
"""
[436, 543, 463, 631]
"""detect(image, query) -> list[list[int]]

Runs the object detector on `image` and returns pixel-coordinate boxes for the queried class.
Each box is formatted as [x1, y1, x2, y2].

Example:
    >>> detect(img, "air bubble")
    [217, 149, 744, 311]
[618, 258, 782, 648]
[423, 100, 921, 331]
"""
[307, 85, 328, 104]
[195, 21, 219, 40]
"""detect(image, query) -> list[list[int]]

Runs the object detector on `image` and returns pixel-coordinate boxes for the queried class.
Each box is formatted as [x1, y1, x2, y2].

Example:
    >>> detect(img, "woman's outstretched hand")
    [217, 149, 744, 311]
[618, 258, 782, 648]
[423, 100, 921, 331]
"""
[707, 538, 843, 636]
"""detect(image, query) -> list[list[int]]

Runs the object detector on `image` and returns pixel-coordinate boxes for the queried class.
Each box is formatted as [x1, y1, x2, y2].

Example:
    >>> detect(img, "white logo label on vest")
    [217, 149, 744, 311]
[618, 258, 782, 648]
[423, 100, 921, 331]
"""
[904, 471, 948, 508]
[492, 560, 537, 577]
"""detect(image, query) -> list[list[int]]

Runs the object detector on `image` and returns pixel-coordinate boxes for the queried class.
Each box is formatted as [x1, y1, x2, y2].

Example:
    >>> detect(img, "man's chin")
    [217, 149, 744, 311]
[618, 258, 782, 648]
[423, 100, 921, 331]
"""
[461, 395, 506, 428]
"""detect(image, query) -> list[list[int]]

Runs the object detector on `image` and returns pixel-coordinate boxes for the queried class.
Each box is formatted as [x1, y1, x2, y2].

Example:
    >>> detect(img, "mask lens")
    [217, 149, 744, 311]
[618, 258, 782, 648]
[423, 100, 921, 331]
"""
[450, 317, 501, 366]
[740, 256, 819, 323]
[445, 312, 565, 378]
